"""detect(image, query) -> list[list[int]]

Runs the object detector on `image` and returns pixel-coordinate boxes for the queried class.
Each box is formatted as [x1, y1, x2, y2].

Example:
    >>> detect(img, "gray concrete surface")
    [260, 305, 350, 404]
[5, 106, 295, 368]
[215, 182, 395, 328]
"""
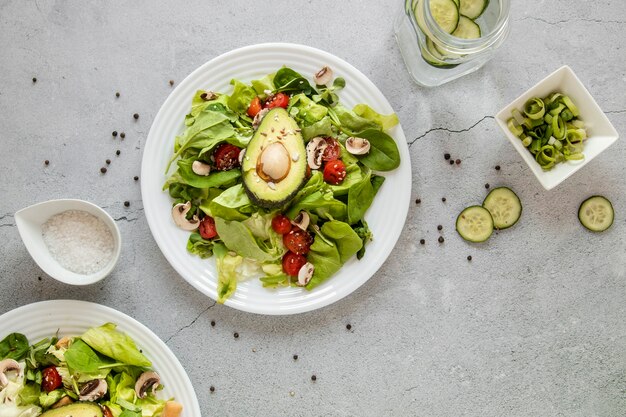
[1, 1, 625, 415]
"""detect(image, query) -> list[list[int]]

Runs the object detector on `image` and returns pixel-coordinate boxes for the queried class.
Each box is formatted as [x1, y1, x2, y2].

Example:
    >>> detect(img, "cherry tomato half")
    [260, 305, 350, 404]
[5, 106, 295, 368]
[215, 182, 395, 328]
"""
[322, 137, 341, 162]
[282, 252, 307, 277]
[41, 366, 62, 393]
[272, 215, 292, 235]
[213, 143, 241, 171]
[283, 229, 313, 255]
[265, 92, 290, 109]
[199, 216, 218, 239]
[323, 159, 347, 185]
[247, 97, 262, 118]
[102, 406, 114, 417]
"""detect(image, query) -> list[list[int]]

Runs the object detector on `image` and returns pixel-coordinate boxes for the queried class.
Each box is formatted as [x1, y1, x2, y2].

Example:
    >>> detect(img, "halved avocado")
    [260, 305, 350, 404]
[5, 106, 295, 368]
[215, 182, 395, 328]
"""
[242, 108, 307, 208]
[41, 402, 103, 417]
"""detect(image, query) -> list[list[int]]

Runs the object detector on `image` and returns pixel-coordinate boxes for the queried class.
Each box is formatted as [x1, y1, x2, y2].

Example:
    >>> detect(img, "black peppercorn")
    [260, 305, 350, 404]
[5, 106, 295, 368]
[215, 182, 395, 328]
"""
[467, 255, 472, 261]
[124, 201, 130, 207]
[32, 77, 37, 83]
[311, 375, 317, 382]
[115, 92, 120, 98]
[234, 332, 239, 339]
[133, 113, 139, 120]
[438, 236, 444, 243]
[100, 167, 107, 173]
[38, 276, 42, 281]
[419, 239, 425, 245]
[442, 197, 446, 202]
[495, 165, 501, 171]
[455, 159, 461, 165]
[112, 131, 118, 137]
[106, 159, 111, 165]
[120, 132, 126, 139]
[444, 153, 450, 160]
[134, 176, 139, 181]
[415, 198, 421, 205]
[346, 324, 352, 330]
[209, 386, 215, 393]
[485, 183, 490, 189]
[437, 225, 443, 231]
[169, 80, 174, 86]
[293, 354, 298, 360]
[116, 150, 121, 156]
[449, 160, 454, 165]
[44, 160, 49, 165]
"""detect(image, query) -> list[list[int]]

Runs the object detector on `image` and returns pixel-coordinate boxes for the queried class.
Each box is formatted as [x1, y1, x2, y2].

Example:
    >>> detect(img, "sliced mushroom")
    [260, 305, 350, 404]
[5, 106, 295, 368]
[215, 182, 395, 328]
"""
[172, 201, 200, 231]
[0, 359, 20, 388]
[79, 379, 108, 401]
[51, 396, 74, 409]
[256, 142, 291, 182]
[238, 148, 246, 166]
[135, 371, 161, 399]
[306, 137, 328, 169]
[55, 336, 71, 349]
[252, 108, 270, 130]
[191, 160, 211, 176]
[200, 91, 218, 101]
[297, 262, 314, 286]
[345, 137, 371, 155]
[291, 211, 310, 231]
[313, 66, 333, 85]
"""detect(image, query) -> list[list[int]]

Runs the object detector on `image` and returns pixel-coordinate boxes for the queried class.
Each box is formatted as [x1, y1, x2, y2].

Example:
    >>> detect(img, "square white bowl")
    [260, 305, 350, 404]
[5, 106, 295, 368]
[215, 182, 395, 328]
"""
[495, 65, 619, 190]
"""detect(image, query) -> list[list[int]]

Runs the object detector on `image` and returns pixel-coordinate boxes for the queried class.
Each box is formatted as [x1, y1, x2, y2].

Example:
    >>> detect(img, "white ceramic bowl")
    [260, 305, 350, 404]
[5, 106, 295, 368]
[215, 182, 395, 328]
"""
[15, 199, 121, 285]
[495, 65, 619, 190]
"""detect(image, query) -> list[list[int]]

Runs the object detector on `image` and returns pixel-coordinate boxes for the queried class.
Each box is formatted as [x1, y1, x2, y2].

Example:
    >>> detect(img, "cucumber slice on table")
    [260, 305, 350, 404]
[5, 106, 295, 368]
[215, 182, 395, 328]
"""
[414, 0, 460, 34]
[452, 15, 482, 39]
[578, 196, 614, 232]
[459, 0, 489, 19]
[482, 187, 522, 229]
[456, 206, 494, 242]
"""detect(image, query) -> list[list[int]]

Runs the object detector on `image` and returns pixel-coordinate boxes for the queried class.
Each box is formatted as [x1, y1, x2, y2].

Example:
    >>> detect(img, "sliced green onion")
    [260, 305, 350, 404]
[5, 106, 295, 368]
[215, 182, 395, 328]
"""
[524, 98, 546, 120]
[549, 103, 565, 116]
[544, 113, 553, 124]
[552, 115, 566, 139]
[561, 96, 580, 117]
[512, 108, 526, 125]
[522, 136, 532, 147]
[507, 118, 523, 136]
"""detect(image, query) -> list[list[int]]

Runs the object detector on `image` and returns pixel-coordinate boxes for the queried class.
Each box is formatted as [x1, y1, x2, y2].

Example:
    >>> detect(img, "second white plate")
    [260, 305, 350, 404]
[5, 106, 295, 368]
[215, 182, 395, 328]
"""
[141, 43, 412, 315]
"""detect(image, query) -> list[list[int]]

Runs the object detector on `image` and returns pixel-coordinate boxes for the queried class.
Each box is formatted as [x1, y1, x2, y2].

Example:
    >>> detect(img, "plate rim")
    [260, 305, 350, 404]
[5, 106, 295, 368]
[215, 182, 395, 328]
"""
[141, 42, 412, 315]
[0, 299, 201, 417]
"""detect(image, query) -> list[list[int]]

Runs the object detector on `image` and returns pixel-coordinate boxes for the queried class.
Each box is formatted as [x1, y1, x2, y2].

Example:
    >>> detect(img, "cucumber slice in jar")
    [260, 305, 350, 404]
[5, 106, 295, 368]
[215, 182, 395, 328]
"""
[459, 0, 489, 19]
[482, 187, 522, 229]
[451, 15, 481, 39]
[414, 0, 460, 34]
[578, 196, 614, 232]
[456, 206, 494, 242]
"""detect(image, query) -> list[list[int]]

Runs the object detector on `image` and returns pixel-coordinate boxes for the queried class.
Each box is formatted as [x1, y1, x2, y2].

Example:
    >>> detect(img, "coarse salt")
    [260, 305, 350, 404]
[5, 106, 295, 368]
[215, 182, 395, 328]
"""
[42, 210, 114, 275]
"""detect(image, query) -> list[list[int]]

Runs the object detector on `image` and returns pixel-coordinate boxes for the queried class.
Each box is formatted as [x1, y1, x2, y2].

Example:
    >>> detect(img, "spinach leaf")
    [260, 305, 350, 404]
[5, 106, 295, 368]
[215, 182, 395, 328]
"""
[371, 174, 386, 193]
[81, 323, 151, 368]
[0, 333, 29, 360]
[354, 129, 401, 171]
[321, 220, 363, 264]
[353, 104, 399, 131]
[353, 220, 373, 260]
[65, 339, 106, 373]
[273, 67, 315, 95]
[330, 163, 363, 197]
[186, 233, 215, 259]
[208, 184, 253, 221]
[347, 168, 375, 224]
[176, 159, 241, 189]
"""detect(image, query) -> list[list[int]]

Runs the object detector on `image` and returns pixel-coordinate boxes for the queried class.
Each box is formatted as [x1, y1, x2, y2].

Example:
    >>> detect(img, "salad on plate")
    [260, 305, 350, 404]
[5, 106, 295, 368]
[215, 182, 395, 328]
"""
[163, 66, 401, 303]
[0, 324, 181, 417]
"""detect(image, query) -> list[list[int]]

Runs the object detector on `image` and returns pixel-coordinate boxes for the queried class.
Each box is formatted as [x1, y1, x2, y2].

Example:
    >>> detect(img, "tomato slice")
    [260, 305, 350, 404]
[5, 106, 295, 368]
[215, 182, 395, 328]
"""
[323, 159, 347, 185]
[282, 252, 307, 277]
[322, 137, 341, 161]
[283, 229, 313, 255]
[199, 216, 218, 239]
[272, 215, 292, 235]
[213, 143, 241, 171]
[41, 367, 62, 393]
[265, 92, 290, 109]
[247, 97, 262, 118]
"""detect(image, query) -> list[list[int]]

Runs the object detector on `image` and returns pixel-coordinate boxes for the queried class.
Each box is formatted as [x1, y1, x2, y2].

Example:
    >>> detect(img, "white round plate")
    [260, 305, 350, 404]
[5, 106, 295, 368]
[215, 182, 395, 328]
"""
[0, 300, 201, 417]
[142, 43, 411, 315]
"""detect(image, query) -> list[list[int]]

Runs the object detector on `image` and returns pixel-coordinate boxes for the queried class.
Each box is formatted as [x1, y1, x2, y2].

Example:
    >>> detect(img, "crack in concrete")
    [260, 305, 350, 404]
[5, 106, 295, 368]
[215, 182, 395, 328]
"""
[408, 115, 493, 147]
[114, 216, 139, 222]
[0, 224, 15, 228]
[605, 109, 626, 114]
[0, 214, 14, 221]
[516, 17, 626, 25]
[164, 301, 217, 344]
[404, 385, 419, 392]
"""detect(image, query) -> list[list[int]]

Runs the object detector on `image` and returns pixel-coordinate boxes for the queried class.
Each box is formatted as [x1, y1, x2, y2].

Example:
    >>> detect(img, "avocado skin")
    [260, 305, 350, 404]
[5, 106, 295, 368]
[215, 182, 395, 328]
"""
[40, 402, 103, 417]
[241, 108, 307, 209]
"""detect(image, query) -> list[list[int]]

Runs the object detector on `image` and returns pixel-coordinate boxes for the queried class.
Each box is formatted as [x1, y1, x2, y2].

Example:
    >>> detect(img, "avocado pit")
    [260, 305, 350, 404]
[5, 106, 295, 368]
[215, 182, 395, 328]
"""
[256, 142, 291, 183]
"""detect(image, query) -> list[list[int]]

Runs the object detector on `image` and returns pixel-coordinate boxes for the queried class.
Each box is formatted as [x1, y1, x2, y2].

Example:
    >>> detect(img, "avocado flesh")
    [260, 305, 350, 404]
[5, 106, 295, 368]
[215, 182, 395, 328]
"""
[41, 402, 103, 417]
[242, 108, 307, 208]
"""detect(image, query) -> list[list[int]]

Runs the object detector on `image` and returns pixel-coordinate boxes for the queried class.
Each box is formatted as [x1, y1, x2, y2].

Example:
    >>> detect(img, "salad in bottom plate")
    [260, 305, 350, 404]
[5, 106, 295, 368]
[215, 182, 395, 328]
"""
[163, 66, 401, 303]
[0, 324, 181, 417]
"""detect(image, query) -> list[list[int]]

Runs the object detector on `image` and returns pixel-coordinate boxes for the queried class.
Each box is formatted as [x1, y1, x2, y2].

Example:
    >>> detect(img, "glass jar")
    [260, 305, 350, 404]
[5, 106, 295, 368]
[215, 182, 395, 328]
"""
[394, 0, 511, 87]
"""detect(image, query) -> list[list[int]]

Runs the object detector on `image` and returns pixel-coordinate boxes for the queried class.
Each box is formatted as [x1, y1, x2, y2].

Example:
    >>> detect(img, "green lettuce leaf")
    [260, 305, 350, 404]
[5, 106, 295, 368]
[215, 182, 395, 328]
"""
[213, 243, 241, 303]
[186, 233, 215, 259]
[353, 104, 399, 131]
[81, 324, 151, 368]
[227, 79, 257, 115]
[300, 117, 334, 141]
[208, 184, 253, 221]
[64, 339, 107, 374]
[289, 93, 328, 125]
[214, 217, 281, 263]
